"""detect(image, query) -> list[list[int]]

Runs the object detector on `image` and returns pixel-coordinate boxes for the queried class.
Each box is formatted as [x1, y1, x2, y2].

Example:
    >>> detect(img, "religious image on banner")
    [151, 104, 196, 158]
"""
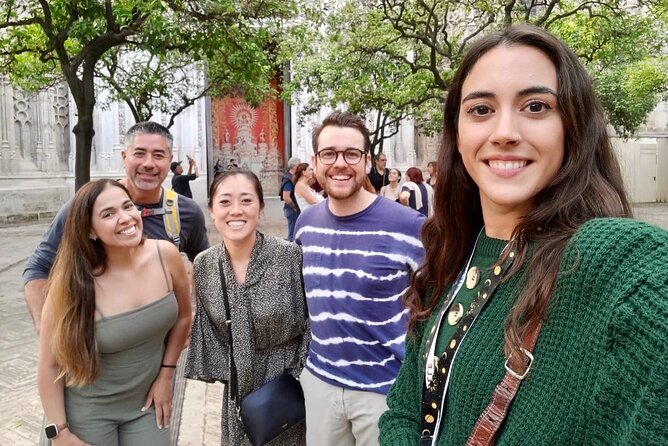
[210, 94, 284, 193]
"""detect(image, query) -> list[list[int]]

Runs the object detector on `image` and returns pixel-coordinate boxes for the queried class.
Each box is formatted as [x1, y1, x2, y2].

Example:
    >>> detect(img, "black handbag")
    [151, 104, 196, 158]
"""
[239, 373, 306, 445]
[218, 258, 306, 446]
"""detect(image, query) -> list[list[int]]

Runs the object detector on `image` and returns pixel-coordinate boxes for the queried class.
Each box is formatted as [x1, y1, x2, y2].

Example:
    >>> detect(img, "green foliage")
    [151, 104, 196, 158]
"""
[97, 2, 284, 125]
[284, 0, 668, 147]
[595, 57, 668, 137]
[550, 4, 668, 136]
[0, 0, 296, 186]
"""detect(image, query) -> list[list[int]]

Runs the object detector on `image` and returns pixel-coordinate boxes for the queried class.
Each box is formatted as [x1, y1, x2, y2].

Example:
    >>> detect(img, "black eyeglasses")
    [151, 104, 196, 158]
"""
[316, 148, 366, 165]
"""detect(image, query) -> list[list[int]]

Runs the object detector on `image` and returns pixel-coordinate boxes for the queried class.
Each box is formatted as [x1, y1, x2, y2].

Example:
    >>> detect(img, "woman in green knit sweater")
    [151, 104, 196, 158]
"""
[379, 25, 668, 445]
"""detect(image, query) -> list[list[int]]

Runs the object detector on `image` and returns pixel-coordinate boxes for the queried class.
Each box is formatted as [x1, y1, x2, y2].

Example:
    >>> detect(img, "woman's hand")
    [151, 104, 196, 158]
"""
[142, 369, 174, 429]
[52, 428, 91, 445]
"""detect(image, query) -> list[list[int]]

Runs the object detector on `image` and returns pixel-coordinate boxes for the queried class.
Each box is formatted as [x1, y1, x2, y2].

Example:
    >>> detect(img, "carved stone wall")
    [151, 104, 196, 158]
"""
[53, 84, 71, 170]
[0, 74, 210, 222]
[0, 78, 17, 174]
[0, 77, 70, 176]
[0, 77, 71, 223]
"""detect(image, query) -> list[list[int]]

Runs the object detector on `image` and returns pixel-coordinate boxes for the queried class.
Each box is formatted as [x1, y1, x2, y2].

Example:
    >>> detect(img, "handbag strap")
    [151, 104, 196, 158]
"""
[218, 257, 242, 408]
[465, 321, 543, 446]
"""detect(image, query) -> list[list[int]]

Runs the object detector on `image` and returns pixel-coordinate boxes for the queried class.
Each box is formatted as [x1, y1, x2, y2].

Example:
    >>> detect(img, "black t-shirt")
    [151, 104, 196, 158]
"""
[172, 174, 197, 198]
[280, 172, 300, 212]
[368, 167, 390, 193]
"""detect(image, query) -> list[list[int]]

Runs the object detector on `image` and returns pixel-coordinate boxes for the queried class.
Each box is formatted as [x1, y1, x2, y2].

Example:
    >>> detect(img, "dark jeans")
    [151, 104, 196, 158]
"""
[284, 206, 300, 242]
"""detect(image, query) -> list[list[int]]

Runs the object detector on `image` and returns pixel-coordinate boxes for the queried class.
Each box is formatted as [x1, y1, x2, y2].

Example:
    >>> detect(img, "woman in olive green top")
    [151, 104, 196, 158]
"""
[37, 179, 192, 445]
[379, 25, 668, 445]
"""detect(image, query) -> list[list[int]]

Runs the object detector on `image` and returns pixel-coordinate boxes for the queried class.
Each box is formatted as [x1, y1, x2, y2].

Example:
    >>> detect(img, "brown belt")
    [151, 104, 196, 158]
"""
[465, 321, 543, 446]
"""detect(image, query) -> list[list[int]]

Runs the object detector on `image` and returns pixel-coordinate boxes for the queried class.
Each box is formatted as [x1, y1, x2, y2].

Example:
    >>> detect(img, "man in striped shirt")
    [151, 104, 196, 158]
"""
[295, 111, 425, 445]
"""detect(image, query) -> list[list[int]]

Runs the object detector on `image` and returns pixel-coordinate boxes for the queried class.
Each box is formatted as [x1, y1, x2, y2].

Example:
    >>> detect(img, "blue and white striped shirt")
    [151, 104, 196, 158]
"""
[295, 197, 425, 394]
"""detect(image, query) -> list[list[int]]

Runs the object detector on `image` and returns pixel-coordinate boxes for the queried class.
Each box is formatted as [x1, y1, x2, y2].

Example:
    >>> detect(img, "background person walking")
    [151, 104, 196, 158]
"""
[426, 161, 438, 188]
[380, 168, 402, 202]
[294, 162, 324, 211]
[368, 153, 390, 193]
[170, 155, 199, 199]
[399, 167, 434, 217]
[280, 157, 301, 241]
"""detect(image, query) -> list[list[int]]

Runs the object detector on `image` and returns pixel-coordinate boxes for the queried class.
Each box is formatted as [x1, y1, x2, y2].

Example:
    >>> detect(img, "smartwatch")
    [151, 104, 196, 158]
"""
[44, 422, 68, 439]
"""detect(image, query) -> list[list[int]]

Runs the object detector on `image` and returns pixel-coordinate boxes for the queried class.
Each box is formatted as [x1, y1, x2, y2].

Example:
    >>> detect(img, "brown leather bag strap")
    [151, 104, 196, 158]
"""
[466, 321, 543, 446]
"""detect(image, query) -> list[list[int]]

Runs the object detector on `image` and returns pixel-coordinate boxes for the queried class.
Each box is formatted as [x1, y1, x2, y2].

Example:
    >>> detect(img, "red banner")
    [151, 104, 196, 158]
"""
[210, 92, 285, 193]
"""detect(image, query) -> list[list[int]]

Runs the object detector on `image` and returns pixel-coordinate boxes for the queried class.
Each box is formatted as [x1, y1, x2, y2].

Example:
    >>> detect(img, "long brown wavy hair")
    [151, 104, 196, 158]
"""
[406, 25, 631, 361]
[49, 179, 139, 386]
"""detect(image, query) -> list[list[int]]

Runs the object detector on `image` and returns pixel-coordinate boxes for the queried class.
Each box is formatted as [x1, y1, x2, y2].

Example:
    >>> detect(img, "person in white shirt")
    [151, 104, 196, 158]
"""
[380, 168, 402, 202]
[294, 162, 324, 211]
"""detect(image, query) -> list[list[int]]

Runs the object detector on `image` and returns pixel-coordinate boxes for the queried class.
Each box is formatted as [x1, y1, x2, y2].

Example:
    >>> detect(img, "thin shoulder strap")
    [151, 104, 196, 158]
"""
[219, 256, 241, 408]
[155, 240, 171, 292]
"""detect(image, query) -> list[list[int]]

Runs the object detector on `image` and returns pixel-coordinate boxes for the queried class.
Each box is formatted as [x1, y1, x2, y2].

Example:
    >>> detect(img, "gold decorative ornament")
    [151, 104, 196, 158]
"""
[447, 303, 464, 326]
[466, 266, 480, 289]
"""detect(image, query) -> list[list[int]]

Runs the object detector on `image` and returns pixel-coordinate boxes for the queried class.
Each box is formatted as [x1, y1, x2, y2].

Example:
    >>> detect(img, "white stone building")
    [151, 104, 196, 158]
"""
[0, 75, 666, 222]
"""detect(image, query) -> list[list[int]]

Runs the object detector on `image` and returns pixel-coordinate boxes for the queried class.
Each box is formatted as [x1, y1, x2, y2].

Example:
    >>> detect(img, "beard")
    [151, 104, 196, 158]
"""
[316, 167, 366, 201]
[129, 170, 162, 191]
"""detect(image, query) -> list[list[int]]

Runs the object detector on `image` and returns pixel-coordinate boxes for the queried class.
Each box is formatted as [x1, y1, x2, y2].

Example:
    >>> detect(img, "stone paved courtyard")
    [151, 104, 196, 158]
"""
[1, 199, 666, 445]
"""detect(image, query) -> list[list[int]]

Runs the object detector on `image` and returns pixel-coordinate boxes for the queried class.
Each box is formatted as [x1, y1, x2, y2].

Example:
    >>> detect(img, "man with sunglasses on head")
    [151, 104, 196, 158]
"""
[294, 111, 425, 446]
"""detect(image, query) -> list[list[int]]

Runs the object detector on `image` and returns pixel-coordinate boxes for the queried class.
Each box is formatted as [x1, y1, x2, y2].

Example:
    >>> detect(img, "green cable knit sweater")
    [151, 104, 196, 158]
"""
[379, 218, 668, 445]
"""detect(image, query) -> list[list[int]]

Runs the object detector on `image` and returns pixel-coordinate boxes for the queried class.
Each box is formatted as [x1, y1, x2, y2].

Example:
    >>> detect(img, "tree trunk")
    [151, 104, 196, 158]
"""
[72, 115, 94, 190]
[377, 112, 387, 155]
[68, 66, 97, 190]
[123, 97, 141, 124]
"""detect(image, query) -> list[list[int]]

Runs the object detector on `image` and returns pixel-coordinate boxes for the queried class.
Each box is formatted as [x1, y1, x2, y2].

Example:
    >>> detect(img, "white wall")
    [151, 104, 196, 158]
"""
[612, 137, 662, 203]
